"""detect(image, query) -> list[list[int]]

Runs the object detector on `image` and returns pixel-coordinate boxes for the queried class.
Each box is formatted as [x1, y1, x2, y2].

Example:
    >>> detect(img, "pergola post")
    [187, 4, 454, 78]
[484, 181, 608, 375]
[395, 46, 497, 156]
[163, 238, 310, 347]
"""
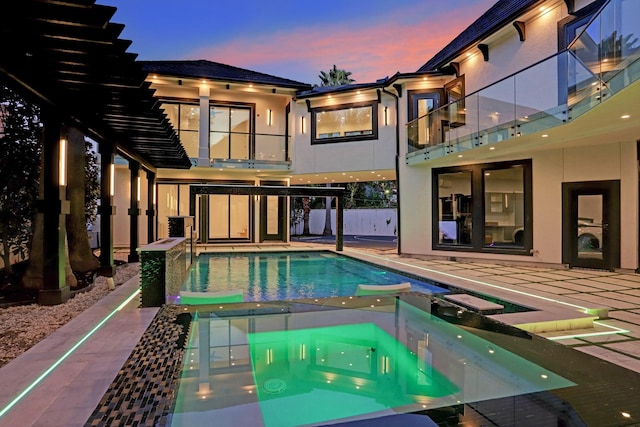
[146, 170, 156, 243]
[128, 160, 140, 262]
[98, 141, 116, 277]
[38, 112, 70, 305]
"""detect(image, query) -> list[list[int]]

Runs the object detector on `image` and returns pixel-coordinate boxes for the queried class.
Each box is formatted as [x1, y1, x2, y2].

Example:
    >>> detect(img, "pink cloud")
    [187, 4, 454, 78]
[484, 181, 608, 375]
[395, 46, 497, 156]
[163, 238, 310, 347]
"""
[188, 2, 494, 83]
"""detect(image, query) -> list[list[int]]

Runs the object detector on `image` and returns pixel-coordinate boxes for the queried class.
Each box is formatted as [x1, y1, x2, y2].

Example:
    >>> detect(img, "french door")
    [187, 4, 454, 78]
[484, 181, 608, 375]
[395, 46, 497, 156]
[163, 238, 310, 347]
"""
[562, 181, 620, 270]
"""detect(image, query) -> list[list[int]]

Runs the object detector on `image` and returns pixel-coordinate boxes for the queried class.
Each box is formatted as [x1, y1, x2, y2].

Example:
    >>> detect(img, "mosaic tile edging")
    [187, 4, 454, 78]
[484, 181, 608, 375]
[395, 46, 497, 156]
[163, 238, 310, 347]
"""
[85, 305, 192, 427]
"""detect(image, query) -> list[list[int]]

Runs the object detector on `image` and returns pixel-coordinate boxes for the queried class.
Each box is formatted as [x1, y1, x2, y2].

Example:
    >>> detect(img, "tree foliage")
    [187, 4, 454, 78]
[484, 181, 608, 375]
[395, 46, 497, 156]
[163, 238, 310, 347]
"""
[316, 65, 355, 87]
[84, 139, 100, 225]
[0, 85, 42, 274]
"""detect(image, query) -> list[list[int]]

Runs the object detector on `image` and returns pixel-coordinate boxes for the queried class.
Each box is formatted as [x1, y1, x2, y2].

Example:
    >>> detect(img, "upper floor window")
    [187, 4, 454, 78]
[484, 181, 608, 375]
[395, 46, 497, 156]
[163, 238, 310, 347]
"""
[209, 104, 252, 160]
[163, 102, 199, 158]
[311, 101, 378, 145]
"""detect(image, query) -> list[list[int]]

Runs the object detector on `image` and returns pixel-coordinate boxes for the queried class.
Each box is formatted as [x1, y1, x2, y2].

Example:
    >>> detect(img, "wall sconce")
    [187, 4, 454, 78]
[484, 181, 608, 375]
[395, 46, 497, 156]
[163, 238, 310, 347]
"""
[59, 138, 67, 186]
[153, 184, 157, 206]
[136, 176, 141, 202]
[109, 163, 115, 196]
[267, 109, 272, 126]
[384, 106, 389, 126]
[301, 116, 306, 134]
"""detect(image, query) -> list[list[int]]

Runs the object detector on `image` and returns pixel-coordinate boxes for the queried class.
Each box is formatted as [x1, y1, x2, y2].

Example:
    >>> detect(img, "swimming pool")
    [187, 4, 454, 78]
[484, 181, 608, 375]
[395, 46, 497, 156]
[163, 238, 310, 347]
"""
[175, 251, 449, 303]
[168, 296, 575, 426]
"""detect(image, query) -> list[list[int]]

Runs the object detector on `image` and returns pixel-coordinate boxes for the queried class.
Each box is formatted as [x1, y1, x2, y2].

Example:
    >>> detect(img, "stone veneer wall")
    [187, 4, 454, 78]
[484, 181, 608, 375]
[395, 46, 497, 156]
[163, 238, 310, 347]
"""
[139, 238, 187, 307]
[85, 305, 192, 426]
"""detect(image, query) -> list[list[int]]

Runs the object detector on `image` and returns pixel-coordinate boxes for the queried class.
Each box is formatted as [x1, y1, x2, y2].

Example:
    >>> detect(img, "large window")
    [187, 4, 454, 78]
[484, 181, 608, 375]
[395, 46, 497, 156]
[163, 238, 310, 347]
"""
[210, 104, 252, 160]
[311, 101, 378, 144]
[163, 102, 199, 158]
[433, 160, 532, 254]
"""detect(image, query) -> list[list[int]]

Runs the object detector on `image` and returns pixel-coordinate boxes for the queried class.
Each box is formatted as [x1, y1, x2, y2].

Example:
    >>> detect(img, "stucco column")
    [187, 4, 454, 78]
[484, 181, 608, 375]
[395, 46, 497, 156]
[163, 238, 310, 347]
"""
[197, 85, 210, 166]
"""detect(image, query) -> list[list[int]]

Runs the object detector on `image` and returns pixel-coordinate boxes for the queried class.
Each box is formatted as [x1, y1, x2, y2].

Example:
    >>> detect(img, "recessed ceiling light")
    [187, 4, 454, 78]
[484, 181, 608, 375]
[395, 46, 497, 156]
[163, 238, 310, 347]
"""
[621, 412, 631, 418]
[542, 134, 549, 138]
[489, 147, 495, 150]
[458, 154, 463, 158]
[621, 114, 631, 119]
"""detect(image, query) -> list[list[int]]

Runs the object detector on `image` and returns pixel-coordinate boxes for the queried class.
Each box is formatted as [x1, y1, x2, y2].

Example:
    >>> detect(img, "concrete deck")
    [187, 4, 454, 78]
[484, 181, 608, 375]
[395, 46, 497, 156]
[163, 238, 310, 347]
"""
[1, 243, 640, 426]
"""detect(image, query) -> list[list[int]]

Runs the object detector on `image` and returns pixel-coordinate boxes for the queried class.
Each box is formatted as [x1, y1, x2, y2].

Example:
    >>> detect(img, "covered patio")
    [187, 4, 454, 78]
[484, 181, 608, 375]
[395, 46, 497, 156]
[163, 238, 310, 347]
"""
[0, 0, 191, 304]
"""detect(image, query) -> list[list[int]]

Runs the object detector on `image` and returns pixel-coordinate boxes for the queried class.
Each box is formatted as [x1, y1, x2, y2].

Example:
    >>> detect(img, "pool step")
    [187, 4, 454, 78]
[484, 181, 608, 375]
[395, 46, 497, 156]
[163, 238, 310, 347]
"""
[444, 293, 504, 315]
[487, 310, 598, 333]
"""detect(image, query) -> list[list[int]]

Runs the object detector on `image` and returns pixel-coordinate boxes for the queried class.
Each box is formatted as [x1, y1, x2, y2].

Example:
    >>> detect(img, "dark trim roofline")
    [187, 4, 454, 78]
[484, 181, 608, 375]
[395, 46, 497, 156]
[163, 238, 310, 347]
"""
[295, 71, 444, 99]
[142, 60, 313, 91]
[418, 0, 546, 72]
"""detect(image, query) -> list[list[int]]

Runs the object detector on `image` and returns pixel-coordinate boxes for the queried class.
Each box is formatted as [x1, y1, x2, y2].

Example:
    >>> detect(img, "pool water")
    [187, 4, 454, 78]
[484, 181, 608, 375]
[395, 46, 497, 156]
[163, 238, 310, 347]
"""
[169, 298, 575, 427]
[177, 251, 448, 302]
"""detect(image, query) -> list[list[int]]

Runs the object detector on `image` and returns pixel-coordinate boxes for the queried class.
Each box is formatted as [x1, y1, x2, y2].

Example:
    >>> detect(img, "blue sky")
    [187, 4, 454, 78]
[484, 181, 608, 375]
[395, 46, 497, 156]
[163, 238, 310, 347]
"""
[103, 0, 496, 84]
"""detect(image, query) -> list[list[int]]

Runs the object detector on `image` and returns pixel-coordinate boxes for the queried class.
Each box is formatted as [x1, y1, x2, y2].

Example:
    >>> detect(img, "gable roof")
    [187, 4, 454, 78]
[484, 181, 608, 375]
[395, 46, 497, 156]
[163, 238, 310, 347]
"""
[418, 0, 544, 72]
[141, 60, 312, 91]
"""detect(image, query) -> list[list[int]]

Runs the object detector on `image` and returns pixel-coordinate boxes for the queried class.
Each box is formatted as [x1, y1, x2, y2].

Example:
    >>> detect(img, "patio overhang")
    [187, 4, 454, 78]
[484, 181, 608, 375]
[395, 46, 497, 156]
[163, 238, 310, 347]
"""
[0, 0, 191, 170]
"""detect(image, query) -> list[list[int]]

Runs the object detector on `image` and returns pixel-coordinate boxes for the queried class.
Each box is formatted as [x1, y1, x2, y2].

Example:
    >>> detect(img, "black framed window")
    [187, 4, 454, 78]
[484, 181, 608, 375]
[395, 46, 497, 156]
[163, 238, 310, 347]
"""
[209, 103, 253, 160]
[311, 101, 378, 144]
[163, 102, 199, 158]
[433, 159, 532, 254]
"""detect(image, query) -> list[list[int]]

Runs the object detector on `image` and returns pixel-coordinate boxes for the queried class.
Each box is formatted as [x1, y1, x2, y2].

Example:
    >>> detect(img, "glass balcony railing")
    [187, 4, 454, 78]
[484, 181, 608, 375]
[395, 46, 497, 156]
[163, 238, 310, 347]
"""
[406, 0, 640, 162]
[208, 133, 290, 169]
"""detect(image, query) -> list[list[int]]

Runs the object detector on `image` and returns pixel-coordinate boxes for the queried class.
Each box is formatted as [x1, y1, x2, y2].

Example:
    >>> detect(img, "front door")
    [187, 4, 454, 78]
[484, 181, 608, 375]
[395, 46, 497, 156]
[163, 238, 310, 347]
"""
[562, 181, 620, 270]
[260, 195, 285, 241]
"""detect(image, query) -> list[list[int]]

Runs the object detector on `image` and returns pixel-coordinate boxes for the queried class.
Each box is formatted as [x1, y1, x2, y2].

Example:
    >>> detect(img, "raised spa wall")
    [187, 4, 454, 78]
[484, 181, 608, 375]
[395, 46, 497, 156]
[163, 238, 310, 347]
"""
[139, 237, 190, 307]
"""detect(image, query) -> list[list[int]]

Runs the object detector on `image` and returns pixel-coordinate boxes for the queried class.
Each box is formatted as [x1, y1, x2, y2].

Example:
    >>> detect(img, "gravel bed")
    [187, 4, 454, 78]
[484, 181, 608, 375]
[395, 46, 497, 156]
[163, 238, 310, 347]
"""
[0, 262, 140, 369]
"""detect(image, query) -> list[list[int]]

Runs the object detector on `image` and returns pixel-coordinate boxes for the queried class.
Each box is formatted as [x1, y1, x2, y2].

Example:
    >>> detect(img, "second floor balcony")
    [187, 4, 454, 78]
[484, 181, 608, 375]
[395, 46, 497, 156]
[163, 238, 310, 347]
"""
[406, 0, 640, 164]
[179, 130, 291, 169]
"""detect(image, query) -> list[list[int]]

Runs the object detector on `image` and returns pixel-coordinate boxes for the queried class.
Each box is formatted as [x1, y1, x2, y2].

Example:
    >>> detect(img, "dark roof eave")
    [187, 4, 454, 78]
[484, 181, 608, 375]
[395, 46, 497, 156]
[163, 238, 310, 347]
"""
[418, 0, 546, 72]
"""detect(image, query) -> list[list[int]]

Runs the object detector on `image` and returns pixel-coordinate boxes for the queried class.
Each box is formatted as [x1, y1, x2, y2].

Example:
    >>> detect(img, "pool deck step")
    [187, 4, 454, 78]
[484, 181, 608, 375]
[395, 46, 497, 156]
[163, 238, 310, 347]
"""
[444, 293, 504, 315]
[487, 310, 598, 333]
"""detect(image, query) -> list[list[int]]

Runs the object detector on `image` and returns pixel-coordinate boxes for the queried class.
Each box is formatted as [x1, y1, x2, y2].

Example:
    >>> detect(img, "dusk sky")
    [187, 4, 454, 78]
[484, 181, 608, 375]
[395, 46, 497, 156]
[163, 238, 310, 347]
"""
[103, 0, 497, 85]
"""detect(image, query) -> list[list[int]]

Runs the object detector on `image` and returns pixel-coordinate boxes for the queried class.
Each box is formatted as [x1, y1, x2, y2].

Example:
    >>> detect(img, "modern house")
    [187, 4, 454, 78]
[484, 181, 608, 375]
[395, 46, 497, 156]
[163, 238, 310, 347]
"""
[3, 0, 639, 307]
[125, 0, 639, 272]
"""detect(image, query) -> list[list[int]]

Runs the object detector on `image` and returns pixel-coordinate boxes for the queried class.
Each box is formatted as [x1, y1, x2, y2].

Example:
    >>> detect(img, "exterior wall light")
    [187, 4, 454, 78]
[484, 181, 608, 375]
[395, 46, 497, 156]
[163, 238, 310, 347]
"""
[267, 109, 272, 126]
[301, 116, 306, 134]
[59, 138, 67, 186]
[137, 176, 141, 202]
[109, 163, 115, 196]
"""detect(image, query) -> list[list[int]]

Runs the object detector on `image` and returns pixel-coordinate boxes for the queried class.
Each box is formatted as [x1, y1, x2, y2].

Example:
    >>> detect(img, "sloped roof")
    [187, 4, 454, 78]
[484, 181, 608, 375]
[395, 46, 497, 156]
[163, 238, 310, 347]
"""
[296, 80, 390, 99]
[418, 0, 544, 72]
[0, 0, 191, 170]
[141, 60, 312, 91]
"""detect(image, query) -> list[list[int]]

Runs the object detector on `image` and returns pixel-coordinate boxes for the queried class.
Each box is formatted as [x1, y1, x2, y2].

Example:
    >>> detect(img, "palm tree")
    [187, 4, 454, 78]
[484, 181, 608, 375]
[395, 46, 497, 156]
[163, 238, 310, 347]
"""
[316, 65, 355, 88]
[315, 66, 355, 236]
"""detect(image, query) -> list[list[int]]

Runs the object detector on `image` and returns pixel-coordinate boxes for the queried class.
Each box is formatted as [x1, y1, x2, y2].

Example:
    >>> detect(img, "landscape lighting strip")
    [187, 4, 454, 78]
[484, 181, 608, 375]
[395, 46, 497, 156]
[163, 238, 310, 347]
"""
[0, 288, 141, 419]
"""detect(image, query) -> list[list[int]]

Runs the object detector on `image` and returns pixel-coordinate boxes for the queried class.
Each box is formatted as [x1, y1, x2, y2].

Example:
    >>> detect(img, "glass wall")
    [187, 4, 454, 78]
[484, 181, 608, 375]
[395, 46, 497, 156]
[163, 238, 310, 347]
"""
[208, 195, 250, 240]
[483, 166, 525, 248]
[312, 101, 377, 144]
[433, 160, 531, 253]
[163, 103, 199, 158]
[210, 105, 251, 160]
[436, 171, 472, 245]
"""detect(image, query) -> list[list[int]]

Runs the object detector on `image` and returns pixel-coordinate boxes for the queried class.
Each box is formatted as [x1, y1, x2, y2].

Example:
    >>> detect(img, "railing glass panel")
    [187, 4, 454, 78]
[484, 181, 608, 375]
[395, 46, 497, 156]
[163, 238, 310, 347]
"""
[407, 0, 640, 162]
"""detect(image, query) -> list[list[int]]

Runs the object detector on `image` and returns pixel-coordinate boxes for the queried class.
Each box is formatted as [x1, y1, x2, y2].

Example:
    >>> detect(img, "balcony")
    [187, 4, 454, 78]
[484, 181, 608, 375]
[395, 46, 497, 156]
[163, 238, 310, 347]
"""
[406, 0, 640, 164]
[190, 132, 291, 170]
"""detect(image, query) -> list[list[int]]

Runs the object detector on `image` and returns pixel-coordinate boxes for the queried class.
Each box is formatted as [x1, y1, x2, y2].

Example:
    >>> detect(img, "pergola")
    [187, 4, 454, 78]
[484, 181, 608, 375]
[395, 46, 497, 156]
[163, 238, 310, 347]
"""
[0, 0, 191, 304]
[189, 185, 348, 251]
